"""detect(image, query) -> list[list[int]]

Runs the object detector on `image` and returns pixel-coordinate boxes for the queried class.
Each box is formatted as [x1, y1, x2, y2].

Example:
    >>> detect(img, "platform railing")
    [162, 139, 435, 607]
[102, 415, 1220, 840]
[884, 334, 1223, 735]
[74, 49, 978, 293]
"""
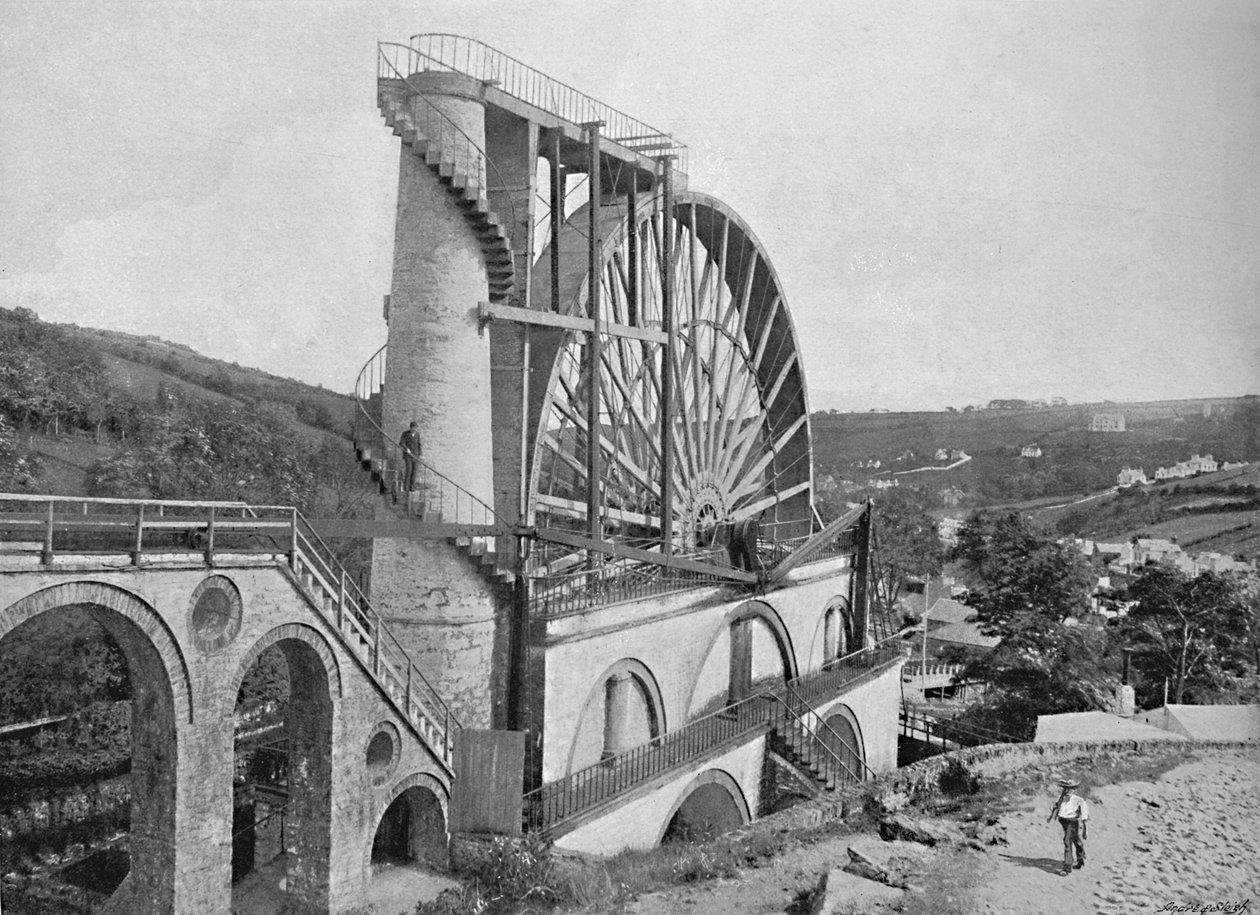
[377, 43, 518, 242]
[400, 33, 689, 175]
[768, 685, 876, 786]
[0, 493, 461, 768]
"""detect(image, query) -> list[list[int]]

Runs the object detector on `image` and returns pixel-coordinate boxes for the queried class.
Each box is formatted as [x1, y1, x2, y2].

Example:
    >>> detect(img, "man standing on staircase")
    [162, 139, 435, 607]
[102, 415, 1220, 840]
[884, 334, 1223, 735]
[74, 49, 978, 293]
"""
[400, 421, 422, 492]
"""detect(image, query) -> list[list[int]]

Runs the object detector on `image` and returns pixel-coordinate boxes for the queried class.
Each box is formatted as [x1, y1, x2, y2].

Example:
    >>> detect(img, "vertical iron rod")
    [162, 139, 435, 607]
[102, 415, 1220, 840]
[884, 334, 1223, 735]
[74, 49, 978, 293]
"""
[658, 156, 676, 553]
[584, 122, 604, 543]
[550, 134, 563, 313]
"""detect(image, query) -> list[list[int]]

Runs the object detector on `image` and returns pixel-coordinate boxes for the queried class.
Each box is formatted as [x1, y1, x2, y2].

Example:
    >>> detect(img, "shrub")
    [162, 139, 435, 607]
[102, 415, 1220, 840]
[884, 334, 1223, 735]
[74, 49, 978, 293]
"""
[938, 757, 981, 797]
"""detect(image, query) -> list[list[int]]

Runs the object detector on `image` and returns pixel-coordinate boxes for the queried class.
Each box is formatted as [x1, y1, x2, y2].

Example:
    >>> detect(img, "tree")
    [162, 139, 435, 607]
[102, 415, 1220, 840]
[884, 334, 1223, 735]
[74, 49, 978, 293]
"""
[0, 415, 38, 490]
[1121, 567, 1253, 706]
[869, 489, 944, 625]
[951, 512, 1116, 738]
[952, 512, 1095, 636]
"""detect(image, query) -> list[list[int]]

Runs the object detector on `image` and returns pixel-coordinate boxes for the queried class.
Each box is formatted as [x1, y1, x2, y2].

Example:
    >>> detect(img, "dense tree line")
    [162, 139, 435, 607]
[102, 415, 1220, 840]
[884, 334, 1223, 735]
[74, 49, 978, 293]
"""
[947, 512, 1259, 738]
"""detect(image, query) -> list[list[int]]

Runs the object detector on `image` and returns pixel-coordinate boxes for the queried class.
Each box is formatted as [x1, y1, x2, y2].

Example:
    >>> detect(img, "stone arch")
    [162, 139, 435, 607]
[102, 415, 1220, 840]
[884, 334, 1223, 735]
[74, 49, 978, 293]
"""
[232, 621, 343, 701]
[0, 582, 181, 912]
[819, 702, 866, 783]
[231, 625, 337, 911]
[684, 600, 798, 715]
[813, 596, 853, 667]
[366, 772, 451, 871]
[656, 768, 751, 845]
[0, 580, 194, 724]
[565, 658, 667, 775]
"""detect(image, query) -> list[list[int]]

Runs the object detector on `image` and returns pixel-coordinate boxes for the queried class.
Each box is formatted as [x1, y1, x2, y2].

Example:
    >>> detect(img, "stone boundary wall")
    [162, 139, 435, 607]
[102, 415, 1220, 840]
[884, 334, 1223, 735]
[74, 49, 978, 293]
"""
[736, 738, 1258, 838]
[451, 739, 1258, 872]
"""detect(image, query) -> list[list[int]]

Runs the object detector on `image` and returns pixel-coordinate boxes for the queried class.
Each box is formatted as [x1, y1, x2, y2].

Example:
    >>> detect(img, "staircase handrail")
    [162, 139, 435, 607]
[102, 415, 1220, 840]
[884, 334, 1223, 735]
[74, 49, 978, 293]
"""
[521, 635, 905, 832]
[352, 344, 511, 530]
[378, 42, 518, 237]
[289, 510, 461, 735]
[401, 33, 689, 175]
[767, 688, 875, 785]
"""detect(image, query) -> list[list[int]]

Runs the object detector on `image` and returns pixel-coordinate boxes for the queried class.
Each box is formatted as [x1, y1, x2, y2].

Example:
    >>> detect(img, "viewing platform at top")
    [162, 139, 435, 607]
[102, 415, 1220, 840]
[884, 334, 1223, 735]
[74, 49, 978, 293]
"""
[378, 33, 689, 194]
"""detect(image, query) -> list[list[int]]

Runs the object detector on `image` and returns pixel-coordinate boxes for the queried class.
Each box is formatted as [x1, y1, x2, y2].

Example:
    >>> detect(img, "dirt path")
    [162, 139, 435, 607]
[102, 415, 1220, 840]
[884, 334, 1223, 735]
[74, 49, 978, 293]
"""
[620, 749, 1260, 915]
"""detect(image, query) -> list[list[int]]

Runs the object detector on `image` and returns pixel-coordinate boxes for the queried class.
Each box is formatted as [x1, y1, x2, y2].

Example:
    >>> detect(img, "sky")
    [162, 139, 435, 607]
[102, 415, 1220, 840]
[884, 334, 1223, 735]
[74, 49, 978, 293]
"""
[2, 0, 1257, 412]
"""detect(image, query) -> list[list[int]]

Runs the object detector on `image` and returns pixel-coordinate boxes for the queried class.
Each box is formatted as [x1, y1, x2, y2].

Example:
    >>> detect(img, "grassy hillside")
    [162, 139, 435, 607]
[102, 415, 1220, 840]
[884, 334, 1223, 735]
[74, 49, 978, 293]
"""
[813, 396, 1259, 509]
[1, 306, 359, 499]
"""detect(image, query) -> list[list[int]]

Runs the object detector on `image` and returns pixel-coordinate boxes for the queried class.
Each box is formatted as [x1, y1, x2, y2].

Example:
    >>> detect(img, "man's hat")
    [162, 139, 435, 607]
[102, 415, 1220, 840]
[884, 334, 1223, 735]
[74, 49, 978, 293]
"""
[1057, 778, 1079, 788]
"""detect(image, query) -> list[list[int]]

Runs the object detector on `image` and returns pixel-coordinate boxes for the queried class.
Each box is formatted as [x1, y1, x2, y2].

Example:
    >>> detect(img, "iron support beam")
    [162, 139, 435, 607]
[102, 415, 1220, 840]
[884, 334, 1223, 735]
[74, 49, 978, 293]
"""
[762, 502, 867, 584]
[534, 527, 759, 584]
[627, 180, 638, 326]
[584, 121, 604, 543]
[853, 499, 872, 649]
[658, 156, 676, 554]
[550, 134, 563, 313]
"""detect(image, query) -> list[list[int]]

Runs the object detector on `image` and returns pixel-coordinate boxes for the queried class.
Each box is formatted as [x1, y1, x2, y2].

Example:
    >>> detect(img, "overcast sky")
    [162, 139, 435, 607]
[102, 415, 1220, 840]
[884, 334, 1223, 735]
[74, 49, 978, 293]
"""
[2, 0, 1257, 411]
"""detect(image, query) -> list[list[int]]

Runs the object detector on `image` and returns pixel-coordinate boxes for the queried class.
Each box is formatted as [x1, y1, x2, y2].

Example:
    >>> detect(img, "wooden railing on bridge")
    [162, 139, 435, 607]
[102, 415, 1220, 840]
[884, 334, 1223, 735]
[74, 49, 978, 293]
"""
[0, 493, 461, 770]
[522, 639, 904, 834]
[899, 703, 1022, 751]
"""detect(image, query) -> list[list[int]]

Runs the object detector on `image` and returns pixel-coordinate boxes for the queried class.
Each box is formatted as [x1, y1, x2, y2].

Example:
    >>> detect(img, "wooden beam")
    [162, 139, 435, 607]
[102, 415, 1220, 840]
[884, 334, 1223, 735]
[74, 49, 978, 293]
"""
[306, 519, 508, 539]
[535, 527, 759, 584]
[481, 302, 667, 344]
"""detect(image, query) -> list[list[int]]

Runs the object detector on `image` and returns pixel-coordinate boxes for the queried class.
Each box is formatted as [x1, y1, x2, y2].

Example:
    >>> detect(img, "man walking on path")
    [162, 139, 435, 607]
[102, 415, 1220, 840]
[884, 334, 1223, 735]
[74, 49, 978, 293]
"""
[400, 421, 422, 493]
[1047, 777, 1089, 876]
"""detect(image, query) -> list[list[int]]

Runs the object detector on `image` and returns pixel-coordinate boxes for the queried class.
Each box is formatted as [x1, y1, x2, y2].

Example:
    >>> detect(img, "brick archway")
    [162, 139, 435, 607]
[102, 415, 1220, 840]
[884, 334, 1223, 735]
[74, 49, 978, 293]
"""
[812, 595, 853, 667]
[565, 658, 667, 775]
[0, 580, 193, 723]
[232, 621, 344, 700]
[0, 580, 183, 912]
[683, 600, 798, 716]
[232, 624, 339, 911]
[365, 772, 450, 872]
[656, 768, 751, 845]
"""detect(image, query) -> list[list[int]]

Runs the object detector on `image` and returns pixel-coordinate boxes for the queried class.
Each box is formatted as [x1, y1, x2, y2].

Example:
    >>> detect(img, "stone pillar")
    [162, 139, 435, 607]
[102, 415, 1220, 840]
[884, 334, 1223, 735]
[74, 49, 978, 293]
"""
[601, 673, 635, 759]
[384, 71, 495, 517]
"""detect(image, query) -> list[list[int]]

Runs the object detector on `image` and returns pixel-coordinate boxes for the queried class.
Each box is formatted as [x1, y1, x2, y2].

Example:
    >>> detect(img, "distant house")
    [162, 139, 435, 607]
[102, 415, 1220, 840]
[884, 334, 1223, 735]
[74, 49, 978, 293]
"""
[938, 517, 964, 544]
[1117, 467, 1148, 487]
[1223, 461, 1248, 472]
[1154, 453, 1219, 481]
[1020, 445, 1043, 458]
[1094, 541, 1136, 568]
[1050, 396, 1067, 407]
[1091, 412, 1126, 432]
[934, 448, 949, 461]
[1134, 538, 1183, 566]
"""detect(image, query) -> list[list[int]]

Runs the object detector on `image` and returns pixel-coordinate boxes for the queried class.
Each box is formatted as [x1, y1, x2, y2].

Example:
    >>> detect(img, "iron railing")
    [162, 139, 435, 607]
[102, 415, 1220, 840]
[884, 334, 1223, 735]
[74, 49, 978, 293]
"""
[396, 34, 689, 175]
[0, 494, 461, 768]
[352, 344, 508, 533]
[523, 690, 769, 832]
[377, 43, 519, 241]
[767, 686, 875, 788]
[792, 641, 905, 706]
[522, 638, 905, 833]
[899, 703, 1022, 749]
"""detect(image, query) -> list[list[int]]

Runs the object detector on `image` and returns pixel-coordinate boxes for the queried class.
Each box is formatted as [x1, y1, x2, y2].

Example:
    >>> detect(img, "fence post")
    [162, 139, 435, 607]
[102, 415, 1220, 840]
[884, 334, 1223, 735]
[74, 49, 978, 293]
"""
[289, 509, 299, 572]
[205, 506, 216, 565]
[41, 500, 54, 565]
[132, 504, 144, 566]
[338, 571, 347, 631]
[373, 623, 381, 677]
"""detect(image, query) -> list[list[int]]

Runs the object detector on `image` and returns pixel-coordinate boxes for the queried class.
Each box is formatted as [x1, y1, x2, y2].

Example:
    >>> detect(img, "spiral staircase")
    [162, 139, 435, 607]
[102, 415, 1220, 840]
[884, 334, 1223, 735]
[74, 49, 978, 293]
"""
[376, 75, 516, 302]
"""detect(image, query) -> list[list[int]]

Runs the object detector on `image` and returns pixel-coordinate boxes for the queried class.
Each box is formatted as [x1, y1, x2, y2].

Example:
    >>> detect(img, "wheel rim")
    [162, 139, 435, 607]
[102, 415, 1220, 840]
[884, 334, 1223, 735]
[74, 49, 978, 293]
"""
[529, 192, 813, 552]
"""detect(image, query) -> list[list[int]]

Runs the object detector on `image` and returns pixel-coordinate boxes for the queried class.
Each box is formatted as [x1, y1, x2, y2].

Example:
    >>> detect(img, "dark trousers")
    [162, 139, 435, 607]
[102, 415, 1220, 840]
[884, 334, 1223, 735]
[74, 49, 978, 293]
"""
[1059, 817, 1085, 868]
[403, 455, 419, 492]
